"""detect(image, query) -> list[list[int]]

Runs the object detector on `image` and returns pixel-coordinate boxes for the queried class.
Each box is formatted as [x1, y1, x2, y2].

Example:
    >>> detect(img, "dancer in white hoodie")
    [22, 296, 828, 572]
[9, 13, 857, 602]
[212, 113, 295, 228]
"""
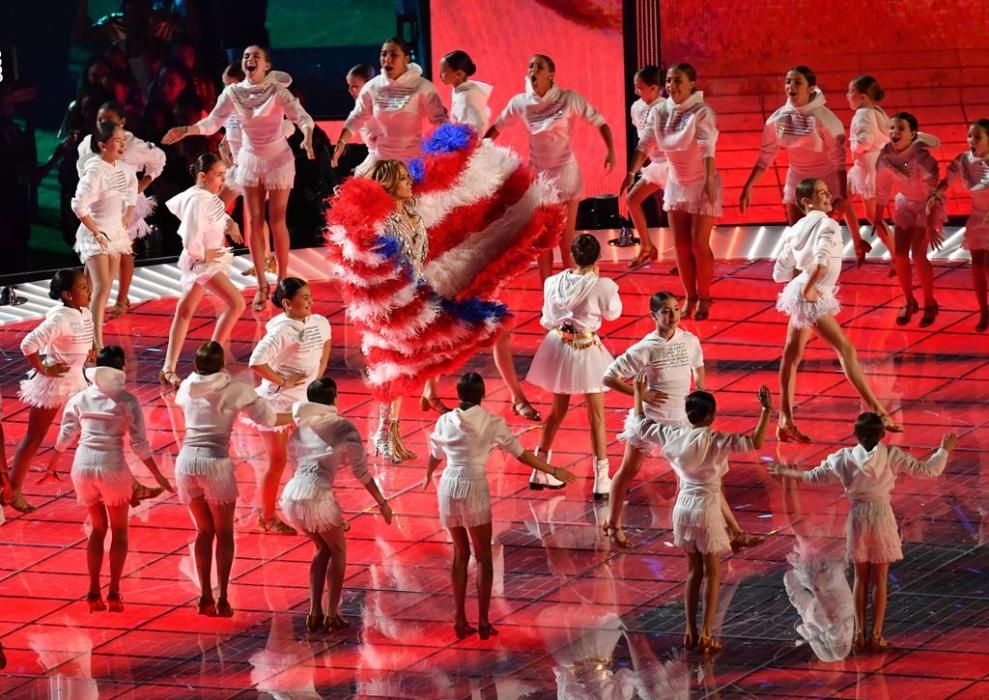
[875, 112, 944, 326]
[740, 65, 870, 262]
[163, 45, 316, 311]
[51, 346, 172, 613]
[333, 37, 448, 175]
[526, 234, 621, 498]
[846, 75, 894, 262]
[247, 277, 332, 534]
[77, 100, 166, 318]
[175, 341, 287, 617]
[487, 53, 616, 280]
[771, 414, 956, 652]
[773, 178, 901, 442]
[438, 50, 492, 134]
[159, 153, 245, 389]
[280, 377, 393, 633]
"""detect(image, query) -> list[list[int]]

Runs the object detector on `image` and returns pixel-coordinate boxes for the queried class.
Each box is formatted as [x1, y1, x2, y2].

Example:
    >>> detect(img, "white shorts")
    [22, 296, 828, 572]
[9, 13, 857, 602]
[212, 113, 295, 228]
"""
[663, 173, 723, 217]
[892, 194, 945, 233]
[235, 145, 295, 190]
[538, 159, 583, 202]
[71, 449, 132, 507]
[175, 449, 239, 505]
[74, 224, 132, 264]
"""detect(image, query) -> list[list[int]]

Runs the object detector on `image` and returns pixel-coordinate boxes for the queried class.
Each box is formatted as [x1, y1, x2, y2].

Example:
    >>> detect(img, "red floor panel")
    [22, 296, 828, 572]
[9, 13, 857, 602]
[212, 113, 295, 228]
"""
[2, 259, 988, 698]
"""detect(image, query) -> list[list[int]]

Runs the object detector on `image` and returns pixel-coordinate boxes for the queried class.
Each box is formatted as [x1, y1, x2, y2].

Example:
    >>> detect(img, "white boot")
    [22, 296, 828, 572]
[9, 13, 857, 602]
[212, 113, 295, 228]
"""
[543, 450, 565, 489]
[592, 458, 612, 500]
[529, 447, 547, 489]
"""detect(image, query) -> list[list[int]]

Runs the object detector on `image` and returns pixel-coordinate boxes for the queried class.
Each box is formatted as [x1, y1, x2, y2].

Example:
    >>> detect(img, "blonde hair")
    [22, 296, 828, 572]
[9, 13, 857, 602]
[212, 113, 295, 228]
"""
[368, 159, 409, 197]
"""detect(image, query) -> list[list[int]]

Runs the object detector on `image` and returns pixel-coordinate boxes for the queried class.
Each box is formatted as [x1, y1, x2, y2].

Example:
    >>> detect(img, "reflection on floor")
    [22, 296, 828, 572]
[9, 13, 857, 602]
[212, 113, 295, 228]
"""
[1, 252, 987, 699]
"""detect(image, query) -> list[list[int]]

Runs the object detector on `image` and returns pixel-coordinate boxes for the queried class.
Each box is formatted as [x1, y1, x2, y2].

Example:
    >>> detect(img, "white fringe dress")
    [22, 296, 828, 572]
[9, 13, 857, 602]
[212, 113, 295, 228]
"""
[175, 371, 277, 505]
[429, 405, 524, 529]
[19, 305, 94, 409]
[623, 413, 755, 554]
[526, 269, 622, 395]
[166, 186, 236, 289]
[798, 442, 950, 563]
[772, 209, 843, 328]
[279, 401, 371, 531]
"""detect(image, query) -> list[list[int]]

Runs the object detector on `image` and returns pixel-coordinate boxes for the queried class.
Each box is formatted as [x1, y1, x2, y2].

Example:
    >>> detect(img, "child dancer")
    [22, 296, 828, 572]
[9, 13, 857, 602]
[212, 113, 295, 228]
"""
[248, 278, 332, 534]
[51, 346, 173, 612]
[424, 372, 575, 639]
[845, 76, 894, 263]
[163, 45, 316, 311]
[175, 341, 286, 617]
[333, 37, 447, 175]
[740, 66, 870, 262]
[5, 269, 94, 514]
[159, 153, 245, 389]
[336, 64, 379, 174]
[928, 118, 989, 331]
[624, 64, 722, 319]
[280, 377, 393, 632]
[77, 101, 166, 318]
[526, 234, 621, 498]
[773, 178, 902, 441]
[770, 414, 956, 652]
[875, 112, 944, 326]
[627, 378, 772, 653]
[71, 121, 138, 350]
[487, 53, 616, 280]
[622, 65, 666, 270]
[439, 50, 492, 134]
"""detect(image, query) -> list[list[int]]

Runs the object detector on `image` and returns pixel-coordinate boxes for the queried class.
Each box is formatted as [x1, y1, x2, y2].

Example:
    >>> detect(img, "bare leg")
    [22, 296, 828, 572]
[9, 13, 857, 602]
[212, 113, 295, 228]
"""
[86, 254, 120, 349]
[305, 530, 331, 618]
[973, 251, 989, 313]
[468, 522, 495, 632]
[606, 442, 646, 536]
[449, 526, 472, 629]
[212, 501, 236, 604]
[86, 503, 110, 596]
[541, 198, 580, 281]
[853, 561, 871, 647]
[585, 392, 608, 460]
[864, 198, 894, 254]
[778, 323, 813, 428]
[204, 273, 247, 346]
[162, 285, 207, 374]
[626, 178, 662, 262]
[187, 497, 217, 604]
[266, 188, 292, 282]
[684, 551, 703, 646]
[813, 315, 890, 417]
[893, 225, 915, 306]
[492, 332, 526, 404]
[9, 406, 59, 499]
[700, 553, 721, 641]
[243, 187, 268, 310]
[870, 562, 890, 641]
[670, 211, 697, 304]
[111, 253, 134, 316]
[106, 502, 130, 597]
[536, 393, 571, 453]
[322, 526, 348, 621]
[692, 214, 718, 307]
[259, 430, 290, 522]
[839, 199, 863, 249]
[910, 227, 936, 307]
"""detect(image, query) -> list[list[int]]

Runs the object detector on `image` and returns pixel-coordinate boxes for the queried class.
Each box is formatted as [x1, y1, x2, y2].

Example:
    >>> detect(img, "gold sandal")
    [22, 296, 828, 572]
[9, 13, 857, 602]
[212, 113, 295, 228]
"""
[257, 513, 295, 535]
[252, 285, 270, 313]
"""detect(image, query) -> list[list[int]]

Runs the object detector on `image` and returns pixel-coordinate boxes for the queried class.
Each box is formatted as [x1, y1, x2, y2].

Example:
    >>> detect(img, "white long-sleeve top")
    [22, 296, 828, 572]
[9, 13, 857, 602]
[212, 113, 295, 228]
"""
[194, 72, 313, 156]
[539, 270, 621, 333]
[70, 158, 138, 230]
[20, 305, 94, 371]
[450, 80, 493, 133]
[249, 313, 332, 404]
[639, 92, 718, 183]
[756, 90, 846, 175]
[288, 401, 371, 488]
[848, 107, 890, 161]
[344, 63, 447, 162]
[632, 415, 754, 499]
[945, 151, 989, 211]
[55, 367, 153, 460]
[77, 130, 166, 181]
[494, 83, 607, 170]
[772, 210, 843, 290]
[176, 371, 276, 454]
[429, 405, 524, 475]
[165, 186, 234, 268]
[604, 328, 703, 425]
[630, 96, 664, 163]
[875, 135, 941, 206]
[799, 443, 949, 504]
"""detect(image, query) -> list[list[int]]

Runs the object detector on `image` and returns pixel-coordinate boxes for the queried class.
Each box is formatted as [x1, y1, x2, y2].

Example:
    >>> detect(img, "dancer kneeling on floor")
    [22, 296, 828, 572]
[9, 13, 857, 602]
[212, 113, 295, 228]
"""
[424, 372, 575, 640]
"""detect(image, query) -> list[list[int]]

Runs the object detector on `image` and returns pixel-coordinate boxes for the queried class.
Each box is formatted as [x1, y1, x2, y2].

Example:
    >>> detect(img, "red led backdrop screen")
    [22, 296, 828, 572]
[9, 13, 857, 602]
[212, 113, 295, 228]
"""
[432, 0, 988, 226]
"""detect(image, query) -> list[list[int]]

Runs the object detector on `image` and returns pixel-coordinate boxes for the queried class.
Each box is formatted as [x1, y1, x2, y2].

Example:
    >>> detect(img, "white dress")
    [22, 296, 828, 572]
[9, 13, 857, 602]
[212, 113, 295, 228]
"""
[799, 443, 949, 563]
[625, 413, 754, 554]
[19, 306, 94, 408]
[772, 209, 843, 328]
[344, 63, 448, 175]
[77, 130, 165, 240]
[493, 82, 607, 201]
[70, 158, 138, 262]
[756, 90, 846, 204]
[193, 71, 313, 190]
[429, 405, 523, 528]
[57, 367, 154, 507]
[450, 80, 493, 134]
[640, 92, 722, 216]
[630, 96, 667, 187]
[165, 186, 236, 288]
[526, 270, 622, 394]
[246, 313, 332, 428]
[875, 134, 944, 232]
[946, 151, 989, 251]
[847, 106, 891, 199]
[603, 328, 704, 430]
[279, 401, 371, 531]
[175, 371, 277, 505]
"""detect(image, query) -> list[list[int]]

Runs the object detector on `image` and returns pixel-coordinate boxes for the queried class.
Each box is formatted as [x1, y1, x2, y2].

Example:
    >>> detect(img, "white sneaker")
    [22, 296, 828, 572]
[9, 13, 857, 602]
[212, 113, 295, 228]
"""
[593, 458, 612, 500]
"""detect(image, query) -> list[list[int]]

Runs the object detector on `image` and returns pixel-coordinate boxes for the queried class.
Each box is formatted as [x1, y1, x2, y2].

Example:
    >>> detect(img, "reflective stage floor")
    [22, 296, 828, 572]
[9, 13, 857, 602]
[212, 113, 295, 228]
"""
[1, 238, 987, 698]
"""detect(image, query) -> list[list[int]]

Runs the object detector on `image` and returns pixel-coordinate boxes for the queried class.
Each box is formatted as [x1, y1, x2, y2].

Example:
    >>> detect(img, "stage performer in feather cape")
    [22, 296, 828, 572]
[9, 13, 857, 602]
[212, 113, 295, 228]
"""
[325, 124, 565, 462]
